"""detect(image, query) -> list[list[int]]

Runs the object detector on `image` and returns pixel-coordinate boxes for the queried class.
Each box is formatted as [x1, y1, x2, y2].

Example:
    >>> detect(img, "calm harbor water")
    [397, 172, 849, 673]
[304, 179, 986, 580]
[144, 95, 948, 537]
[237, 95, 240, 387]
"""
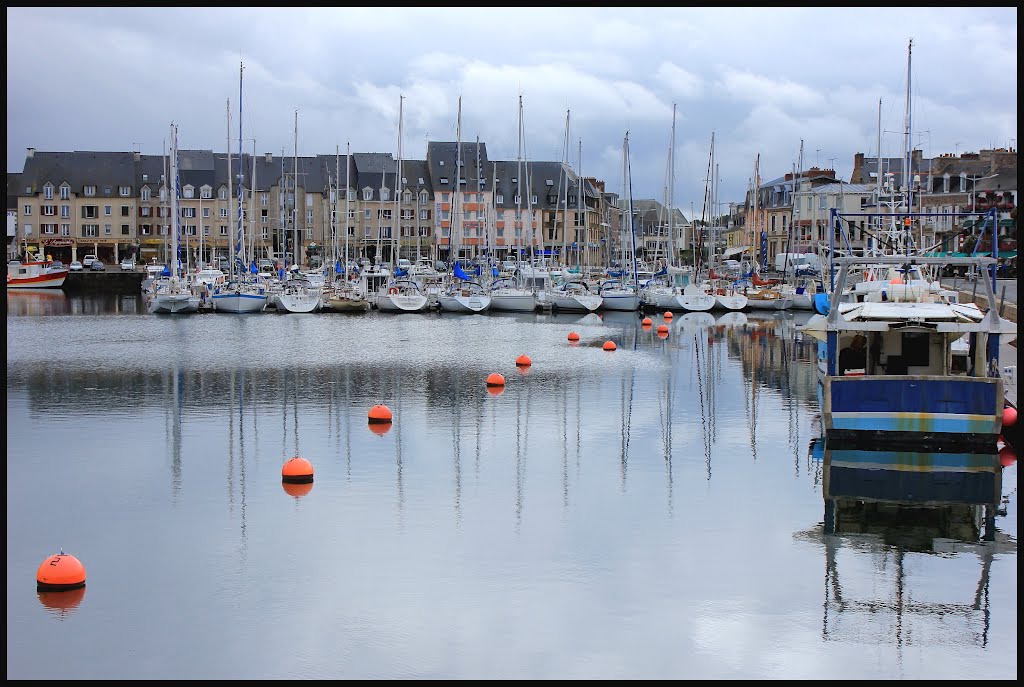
[6, 290, 1017, 679]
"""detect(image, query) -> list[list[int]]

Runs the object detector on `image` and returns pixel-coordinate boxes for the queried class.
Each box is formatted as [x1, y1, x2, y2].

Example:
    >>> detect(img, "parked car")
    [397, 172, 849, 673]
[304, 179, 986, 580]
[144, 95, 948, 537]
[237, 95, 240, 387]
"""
[90, 260, 106, 271]
[82, 254, 98, 268]
[120, 258, 135, 271]
[69, 260, 84, 271]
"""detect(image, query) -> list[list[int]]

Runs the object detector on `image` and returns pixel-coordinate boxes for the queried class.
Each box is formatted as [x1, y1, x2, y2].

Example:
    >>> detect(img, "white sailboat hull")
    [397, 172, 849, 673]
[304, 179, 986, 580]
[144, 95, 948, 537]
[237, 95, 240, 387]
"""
[549, 294, 603, 312]
[677, 294, 715, 312]
[212, 291, 268, 313]
[438, 294, 491, 313]
[149, 292, 200, 314]
[714, 294, 748, 311]
[277, 291, 322, 313]
[600, 292, 641, 311]
[376, 293, 429, 312]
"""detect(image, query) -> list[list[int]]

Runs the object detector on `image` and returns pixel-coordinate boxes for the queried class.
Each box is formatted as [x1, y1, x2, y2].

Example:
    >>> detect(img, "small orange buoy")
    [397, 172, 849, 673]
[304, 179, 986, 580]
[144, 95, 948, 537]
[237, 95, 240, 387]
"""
[663, 311, 673, 320]
[36, 552, 86, 592]
[1002, 405, 1018, 427]
[486, 372, 506, 387]
[998, 444, 1016, 467]
[656, 324, 669, 334]
[641, 317, 652, 326]
[657, 330, 669, 339]
[281, 456, 314, 484]
[282, 481, 314, 498]
[602, 340, 617, 351]
[515, 354, 532, 367]
[368, 403, 393, 424]
[567, 331, 580, 342]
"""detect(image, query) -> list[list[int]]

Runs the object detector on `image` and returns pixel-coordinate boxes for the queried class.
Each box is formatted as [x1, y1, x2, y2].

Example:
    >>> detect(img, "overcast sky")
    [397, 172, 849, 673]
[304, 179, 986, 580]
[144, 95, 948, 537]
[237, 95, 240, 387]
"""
[6, 7, 1017, 216]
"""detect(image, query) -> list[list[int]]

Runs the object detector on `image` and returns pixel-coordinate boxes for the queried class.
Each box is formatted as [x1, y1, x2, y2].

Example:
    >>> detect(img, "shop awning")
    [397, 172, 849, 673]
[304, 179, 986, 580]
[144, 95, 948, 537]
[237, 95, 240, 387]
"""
[722, 245, 750, 258]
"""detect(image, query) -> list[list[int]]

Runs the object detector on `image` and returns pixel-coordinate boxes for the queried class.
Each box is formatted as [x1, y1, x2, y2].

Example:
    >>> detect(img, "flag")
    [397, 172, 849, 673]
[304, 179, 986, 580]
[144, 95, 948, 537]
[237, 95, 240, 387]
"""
[453, 262, 470, 281]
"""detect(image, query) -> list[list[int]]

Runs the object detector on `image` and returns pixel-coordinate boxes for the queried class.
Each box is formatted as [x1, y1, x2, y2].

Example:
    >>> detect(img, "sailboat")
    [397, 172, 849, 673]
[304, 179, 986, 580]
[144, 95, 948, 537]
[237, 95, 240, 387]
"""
[489, 96, 539, 313]
[599, 132, 641, 311]
[212, 63, 269, 314]
[276, 111, 322, 313]
[148, 122, 201, 314]
[324, 143, 370, 313]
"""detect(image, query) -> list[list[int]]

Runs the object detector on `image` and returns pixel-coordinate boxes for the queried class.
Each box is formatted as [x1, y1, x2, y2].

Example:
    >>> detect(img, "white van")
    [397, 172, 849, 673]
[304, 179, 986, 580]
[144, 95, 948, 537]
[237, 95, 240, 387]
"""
[82, 254, 98, 268]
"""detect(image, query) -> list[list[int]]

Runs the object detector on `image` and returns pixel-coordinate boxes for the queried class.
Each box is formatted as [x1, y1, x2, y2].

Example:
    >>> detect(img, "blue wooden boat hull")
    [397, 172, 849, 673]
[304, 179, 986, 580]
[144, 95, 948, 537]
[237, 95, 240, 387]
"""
[823, 375, 1002, 447]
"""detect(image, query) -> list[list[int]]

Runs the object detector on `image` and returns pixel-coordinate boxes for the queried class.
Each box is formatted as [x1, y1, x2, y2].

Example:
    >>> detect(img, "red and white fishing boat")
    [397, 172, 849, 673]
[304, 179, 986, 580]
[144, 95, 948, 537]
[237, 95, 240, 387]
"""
[7, 256, 69, 289]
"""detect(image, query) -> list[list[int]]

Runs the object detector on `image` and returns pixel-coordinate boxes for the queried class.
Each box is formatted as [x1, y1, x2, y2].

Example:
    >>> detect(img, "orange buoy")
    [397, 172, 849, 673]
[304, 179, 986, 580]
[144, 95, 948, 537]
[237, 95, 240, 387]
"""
[515, 354, 532, 367]
[1002, 405, 1018, 427]
[656, 324, 669, 334]
[282, 481, 314, 498]
[567, 331, 580, 342]
[602, 340, 617, 351]
[657, 330, 669, 340]
[663, 311, 673, 320]
[368, 403, 393, 424]
[999, 444, 1016, 467]
[36, 552, 86, 592]
[486, 372, 506, 387]
[486, 384, 505, 397]
[641, 317, 652, 326]
[281, 456, 314, 484]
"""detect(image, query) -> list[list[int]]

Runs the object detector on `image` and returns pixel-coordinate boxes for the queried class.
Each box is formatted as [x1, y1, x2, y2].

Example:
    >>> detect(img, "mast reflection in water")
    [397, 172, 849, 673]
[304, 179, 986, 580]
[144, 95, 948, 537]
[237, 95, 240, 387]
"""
[5, 295, 1016, 680]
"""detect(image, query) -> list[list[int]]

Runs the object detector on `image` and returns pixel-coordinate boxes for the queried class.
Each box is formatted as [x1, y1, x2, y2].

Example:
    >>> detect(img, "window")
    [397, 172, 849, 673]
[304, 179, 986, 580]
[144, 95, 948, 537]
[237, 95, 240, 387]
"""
[104, 224, 112, 235]
[420, 209, 429, 220]
[183, 186, 194, 199]
[260, 209, 268, 224]
[219, 188, 228, 200]
[514, 195, 520, 205]
[305, 193, 313, 207]
[364, 208, 372, 220]
[381, 188, 390, 202]
[84, 186, 96, 197]
[60, 185, 70, 200]
[141, 188, 151, 202]
[82, 206, 98, 219]
[82, 224, 98, 237]
[121, 224, 130, 235]
[60, 206, 71, 219]
[103, 205, 112, 216]
[185, 225, 197, 236]
[403, 190, 412, 203]
[496, 194, 503, 204]
[60, 224, 70, 236]
[23, 205, 32, 216]
[42, 224, 56, 235]
[362, 188, 373, 201]
[41, 205, 55, 216]
[121, 205, 131, 217]
[419, 191, 429, 204]
[531, 195, 537, 205]
[219, 225, 228, 237]
[203, 207, 210, 218]
[181, 207, 195, 218]
[119, 185, 131, 196]
[201, 187, 212, 200]
[261, 226, 268, 240]
[219, 208, 227, 218]
[346, 189, 356, 202]
[439, 177, 449, 185]
[22, 223, 32, 235]
[44, 185, 54, 200]
[380, 209, 392, 220]
[260, 192, 268, 206]
[203, 225, 210, 236]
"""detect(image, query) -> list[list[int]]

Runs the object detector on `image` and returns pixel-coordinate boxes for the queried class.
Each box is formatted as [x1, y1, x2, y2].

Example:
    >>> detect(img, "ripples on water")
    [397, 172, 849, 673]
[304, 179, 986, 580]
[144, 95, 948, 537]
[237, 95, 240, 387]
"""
[5, 291, 1017, 679]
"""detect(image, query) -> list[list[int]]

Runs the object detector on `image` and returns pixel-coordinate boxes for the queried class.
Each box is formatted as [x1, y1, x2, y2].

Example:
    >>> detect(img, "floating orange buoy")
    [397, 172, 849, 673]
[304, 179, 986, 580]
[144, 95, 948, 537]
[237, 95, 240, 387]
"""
[656, 324, 669, 334]
[487, 385, 505, 397]
[657, 330, 669, 339]
[1002, 405, 1018, 427]
[515, 354, 532, 367]
[567, 331, 580, 342]
[36, 552, 86, 592]
[663, 311, 673, 320]
[999, 444, 1016, 467]
[282, 481, 314, 498]
[486, 372, 506, 387]
[368, 403, 393, 424]
[602, 340, 617, 351]
[641, 317, 652, 326]
[281, 456, 314, 484]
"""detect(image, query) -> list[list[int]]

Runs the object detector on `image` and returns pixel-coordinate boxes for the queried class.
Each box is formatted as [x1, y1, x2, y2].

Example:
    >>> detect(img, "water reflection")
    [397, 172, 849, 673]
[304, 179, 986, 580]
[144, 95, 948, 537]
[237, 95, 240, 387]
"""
[799, 438, 1015, 651]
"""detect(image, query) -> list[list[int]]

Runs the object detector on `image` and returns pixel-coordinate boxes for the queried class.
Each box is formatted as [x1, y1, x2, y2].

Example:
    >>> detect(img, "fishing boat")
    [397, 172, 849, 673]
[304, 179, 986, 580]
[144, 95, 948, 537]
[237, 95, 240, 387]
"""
[800, 255, 1016, 449]
[7, 255, 69, 289]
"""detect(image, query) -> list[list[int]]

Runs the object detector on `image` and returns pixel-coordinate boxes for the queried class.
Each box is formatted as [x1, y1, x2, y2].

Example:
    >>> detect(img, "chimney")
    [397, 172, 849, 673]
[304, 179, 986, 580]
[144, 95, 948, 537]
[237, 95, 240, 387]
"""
[26, 147, 35, 159]
[134, 151, 141, 162]
[265, 152, 273, 163]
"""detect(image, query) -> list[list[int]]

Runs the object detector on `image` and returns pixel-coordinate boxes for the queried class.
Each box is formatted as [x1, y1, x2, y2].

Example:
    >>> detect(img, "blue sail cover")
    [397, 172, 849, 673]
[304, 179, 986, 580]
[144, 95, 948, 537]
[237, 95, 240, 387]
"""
[394, 268, 408, 277]
[335, 260, 342, 273]
[492, 266, 499, 277]
[249, 261, 258, 274]
[653, 267, 667, 277]
[453, 262, 471, 281]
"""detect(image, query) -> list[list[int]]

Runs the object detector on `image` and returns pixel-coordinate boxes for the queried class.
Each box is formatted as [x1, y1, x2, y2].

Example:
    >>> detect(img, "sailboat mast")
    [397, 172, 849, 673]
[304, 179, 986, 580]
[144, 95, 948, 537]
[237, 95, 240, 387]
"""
[334, 145, 340, 274]
[576, 140, 584, 270]
[516, 95, 524, 268]
[249, 139, 257, 265]
[292, 110, 299, 269]
[668, 103, 676, 264]
[626, 135, 638, 286]
[395, 95, 404, 267]
[559, 110, 570, 267]
[236, 62, 244, 273]
[170, 123, 179, 280]
[344, 141, 351, 277]
[453, 96, 462, 267]
[902, 37, 913, 217]
[225, 99, 234, 279]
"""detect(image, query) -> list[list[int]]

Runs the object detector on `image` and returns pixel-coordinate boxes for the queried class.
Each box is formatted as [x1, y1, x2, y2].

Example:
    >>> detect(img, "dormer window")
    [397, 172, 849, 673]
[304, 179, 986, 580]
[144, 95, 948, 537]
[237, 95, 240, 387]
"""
[362, 188, 373, 201]
[183, 185, 195, 199]
[439, 177, 449, 185]
[380, 188, 390, 202]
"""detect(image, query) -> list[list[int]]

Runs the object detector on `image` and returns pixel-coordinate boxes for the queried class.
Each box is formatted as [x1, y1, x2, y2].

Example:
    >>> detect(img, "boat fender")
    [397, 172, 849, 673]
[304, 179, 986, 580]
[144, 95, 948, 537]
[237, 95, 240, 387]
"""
[388, 287, 398, 295]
